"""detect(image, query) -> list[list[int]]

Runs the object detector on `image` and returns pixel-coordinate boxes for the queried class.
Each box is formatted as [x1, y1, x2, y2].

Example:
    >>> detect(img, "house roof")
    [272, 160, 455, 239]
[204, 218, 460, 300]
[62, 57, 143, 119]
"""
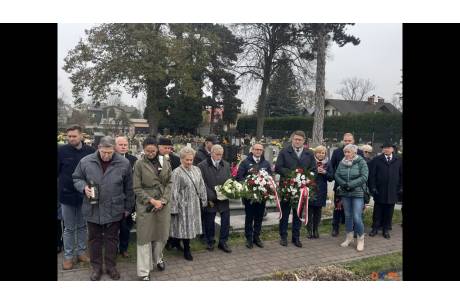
[325, 99, 400, 114]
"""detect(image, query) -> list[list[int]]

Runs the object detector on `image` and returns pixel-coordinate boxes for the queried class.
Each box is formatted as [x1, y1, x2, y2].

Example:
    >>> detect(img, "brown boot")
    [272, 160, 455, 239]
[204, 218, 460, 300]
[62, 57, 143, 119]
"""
[62, 259, 73, 270]
[77, 253, 90, 263]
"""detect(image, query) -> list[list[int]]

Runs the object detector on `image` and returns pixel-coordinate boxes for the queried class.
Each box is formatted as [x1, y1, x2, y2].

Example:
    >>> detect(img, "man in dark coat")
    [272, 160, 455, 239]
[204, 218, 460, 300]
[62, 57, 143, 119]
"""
[114, 136, 138, 258]
[368, 142, 402, 239]
[275, 130, 316, 248]
[157, 137, 183, 251]
[58, 125, 95, 270]
[73, 136, 135, 280]
[194, 135, 218, 242]
[194, 135, 217, 165]
[198, 144, 232, 253]
[236, 143, 272, 249]
[327, 133, 364, 237]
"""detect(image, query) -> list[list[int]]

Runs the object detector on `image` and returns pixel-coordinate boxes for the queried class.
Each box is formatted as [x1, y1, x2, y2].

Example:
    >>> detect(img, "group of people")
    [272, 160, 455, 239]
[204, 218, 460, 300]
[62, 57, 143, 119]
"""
[58, 125, 402, 281]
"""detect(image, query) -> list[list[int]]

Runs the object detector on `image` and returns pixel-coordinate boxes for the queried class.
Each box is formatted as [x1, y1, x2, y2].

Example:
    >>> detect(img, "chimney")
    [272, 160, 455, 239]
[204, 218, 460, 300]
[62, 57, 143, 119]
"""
[377, 96, 384, 103]
[367, 94, 377, 104]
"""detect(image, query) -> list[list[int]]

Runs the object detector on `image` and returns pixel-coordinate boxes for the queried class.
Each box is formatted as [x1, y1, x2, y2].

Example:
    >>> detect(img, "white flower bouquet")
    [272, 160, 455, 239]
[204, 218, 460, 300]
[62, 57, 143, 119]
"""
[215, 179, 244, 200]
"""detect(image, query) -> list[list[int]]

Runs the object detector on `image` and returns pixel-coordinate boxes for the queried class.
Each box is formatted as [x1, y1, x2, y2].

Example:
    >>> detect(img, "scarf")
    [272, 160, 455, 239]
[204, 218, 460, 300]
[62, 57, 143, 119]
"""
[341, 155, 358, 167]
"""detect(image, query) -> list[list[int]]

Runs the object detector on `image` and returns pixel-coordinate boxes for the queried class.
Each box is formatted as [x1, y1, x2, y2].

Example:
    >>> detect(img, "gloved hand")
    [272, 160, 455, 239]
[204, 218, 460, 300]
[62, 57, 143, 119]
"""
[342, 182, 349, 189]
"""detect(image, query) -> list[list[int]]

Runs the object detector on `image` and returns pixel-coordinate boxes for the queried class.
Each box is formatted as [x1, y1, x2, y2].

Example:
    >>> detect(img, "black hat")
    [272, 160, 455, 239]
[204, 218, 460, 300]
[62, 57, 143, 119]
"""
[381, 142, 396, 148]
[205, 135, 218, 144]
[158, 137, 172, 146]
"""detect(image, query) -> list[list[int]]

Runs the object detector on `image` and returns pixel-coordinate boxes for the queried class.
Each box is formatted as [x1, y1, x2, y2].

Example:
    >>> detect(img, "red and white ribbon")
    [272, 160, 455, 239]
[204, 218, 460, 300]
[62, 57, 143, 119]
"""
[296, 186, 309, 225]
[267, 176, 282, 220]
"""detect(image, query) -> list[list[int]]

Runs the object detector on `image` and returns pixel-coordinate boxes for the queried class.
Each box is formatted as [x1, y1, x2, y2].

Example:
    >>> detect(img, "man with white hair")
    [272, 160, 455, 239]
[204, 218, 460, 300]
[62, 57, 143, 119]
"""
[198, 144, 232, 253]
[114, 136, 138, 258]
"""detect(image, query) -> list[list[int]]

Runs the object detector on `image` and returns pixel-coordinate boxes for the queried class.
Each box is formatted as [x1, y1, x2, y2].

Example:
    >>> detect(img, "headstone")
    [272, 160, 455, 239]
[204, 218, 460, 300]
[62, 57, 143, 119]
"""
[264, 145, 274, 165]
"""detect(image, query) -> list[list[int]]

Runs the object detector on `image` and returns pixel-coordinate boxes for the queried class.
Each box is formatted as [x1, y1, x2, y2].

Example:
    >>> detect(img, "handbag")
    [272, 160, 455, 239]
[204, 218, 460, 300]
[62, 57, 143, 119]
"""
[180, 167, 205, 208]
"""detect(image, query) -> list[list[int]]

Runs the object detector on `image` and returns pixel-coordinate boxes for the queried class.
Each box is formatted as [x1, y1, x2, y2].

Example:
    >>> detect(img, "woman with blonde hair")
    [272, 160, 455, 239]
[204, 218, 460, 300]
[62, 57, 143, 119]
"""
[307, 145, 332, 239]
[169, 147, 207, 261]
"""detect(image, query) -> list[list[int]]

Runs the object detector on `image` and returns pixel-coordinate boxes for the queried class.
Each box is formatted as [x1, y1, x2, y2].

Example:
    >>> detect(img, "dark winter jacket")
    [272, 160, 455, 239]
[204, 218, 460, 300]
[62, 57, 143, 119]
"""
[309, 158, 331, 207]
[194, 145, 211, 166]
[368, 153, 402, 204]
[334, 155, 369, 198]
[72, 151, 135, 225]
[236, 153, 272, 182]
[328, 146, 364, 191]
[123, 153, 138, 169]
[198, 157, 231, 213]
[58, 142, 95, 206]
[275, 145, 317, 179]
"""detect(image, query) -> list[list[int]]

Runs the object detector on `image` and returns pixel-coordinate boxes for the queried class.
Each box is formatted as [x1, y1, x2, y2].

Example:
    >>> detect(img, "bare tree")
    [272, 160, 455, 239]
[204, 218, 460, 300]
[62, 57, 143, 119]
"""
[233, 24, 298, 139]
[337, 77, 376, 101]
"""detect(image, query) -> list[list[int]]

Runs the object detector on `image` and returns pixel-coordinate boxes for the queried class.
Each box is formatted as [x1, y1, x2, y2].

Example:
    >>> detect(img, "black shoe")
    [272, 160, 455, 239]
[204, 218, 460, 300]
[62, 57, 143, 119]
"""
[184, 252, 193, 261]
[313, 229, 319, 239]
[90, 269, 102, 281]
[331, 228, 339, 237]
[369, 229, 378, 237]
[107, 268, 120, 280]
[280, 238, 288, 247]
[246, 240, 253, 249]
[218, 242, 232, 253]
[253, 238, 264, 248]
[206, 243, 215, 251]
[383, 231, 391, 239]
[307, 230, 314, 239]
[292, 240, 303, 248]
[157, 261, 166, 271]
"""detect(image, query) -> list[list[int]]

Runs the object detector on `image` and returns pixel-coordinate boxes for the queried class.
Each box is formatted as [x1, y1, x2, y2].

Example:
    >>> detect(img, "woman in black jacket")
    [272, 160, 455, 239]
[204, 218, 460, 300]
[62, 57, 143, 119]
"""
[307, 145, 332, 239]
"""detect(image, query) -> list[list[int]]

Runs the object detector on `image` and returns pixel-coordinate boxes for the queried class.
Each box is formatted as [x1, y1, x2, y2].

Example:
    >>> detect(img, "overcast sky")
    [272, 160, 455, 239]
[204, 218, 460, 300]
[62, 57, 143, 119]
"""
[58, 23, 402, 111]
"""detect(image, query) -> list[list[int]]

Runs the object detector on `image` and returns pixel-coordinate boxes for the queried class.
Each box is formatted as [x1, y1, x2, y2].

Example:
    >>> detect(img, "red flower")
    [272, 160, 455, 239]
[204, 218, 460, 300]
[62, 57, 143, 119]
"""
[248, 179, 255, 186]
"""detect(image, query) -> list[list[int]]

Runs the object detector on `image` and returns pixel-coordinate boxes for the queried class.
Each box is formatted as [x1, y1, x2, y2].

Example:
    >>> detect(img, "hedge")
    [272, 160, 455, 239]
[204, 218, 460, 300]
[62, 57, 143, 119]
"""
[236, 113, 402, 142]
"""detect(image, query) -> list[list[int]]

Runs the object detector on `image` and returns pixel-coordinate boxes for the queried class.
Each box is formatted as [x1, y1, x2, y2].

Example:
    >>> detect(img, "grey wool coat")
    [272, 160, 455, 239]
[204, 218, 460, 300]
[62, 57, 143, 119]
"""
[133, 155, 172, 245]
[72, 151, 135, 225]
[169, 165, 207, 239]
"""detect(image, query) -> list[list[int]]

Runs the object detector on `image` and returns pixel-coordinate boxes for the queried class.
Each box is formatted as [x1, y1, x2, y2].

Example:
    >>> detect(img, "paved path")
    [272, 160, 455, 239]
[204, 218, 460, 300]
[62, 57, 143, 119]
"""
[58, 225, 402, 281]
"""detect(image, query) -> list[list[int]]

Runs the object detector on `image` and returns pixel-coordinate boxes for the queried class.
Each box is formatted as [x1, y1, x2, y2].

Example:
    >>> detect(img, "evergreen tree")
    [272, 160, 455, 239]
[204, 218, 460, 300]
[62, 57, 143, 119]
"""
[264, 53, 300, 117]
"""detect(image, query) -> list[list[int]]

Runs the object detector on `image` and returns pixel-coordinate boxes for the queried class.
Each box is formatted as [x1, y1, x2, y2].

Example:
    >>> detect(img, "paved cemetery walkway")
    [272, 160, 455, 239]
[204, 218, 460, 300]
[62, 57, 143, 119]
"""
[58, 225, 402, 281]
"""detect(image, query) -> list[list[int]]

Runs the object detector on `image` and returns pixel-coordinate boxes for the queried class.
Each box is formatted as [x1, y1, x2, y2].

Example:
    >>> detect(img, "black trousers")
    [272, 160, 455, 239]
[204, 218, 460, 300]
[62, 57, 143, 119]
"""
[243, 199, 266, 241]
[279, 200, 301, 241]
[118, 215, 133, 253]
[204, 209, 230, 245]
[307, 205, 322, 232]
[372, 203, 395, 232]
[88, 221, 120, 272]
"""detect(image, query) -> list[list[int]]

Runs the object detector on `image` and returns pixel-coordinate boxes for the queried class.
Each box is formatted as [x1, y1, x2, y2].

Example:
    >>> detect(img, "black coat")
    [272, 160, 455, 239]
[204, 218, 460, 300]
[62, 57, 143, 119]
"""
[58, 142, 95, 206]
[198, 157, 231, 213]
[275, 145, 316, 179]
[236, 153, 272, 182]
[169, 153, 181, 170]
[368, 154, 402, 204]
[328, 146, 364, 191]
[194, 145, 210, 166]
[309, 159, 331, 207]
[120, 153, 138, 169]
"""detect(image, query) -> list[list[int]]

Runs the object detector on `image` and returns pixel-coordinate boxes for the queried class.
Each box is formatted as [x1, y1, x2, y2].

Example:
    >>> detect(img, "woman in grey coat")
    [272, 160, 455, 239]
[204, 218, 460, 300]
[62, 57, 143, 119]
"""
[170, 147, 207, 261]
